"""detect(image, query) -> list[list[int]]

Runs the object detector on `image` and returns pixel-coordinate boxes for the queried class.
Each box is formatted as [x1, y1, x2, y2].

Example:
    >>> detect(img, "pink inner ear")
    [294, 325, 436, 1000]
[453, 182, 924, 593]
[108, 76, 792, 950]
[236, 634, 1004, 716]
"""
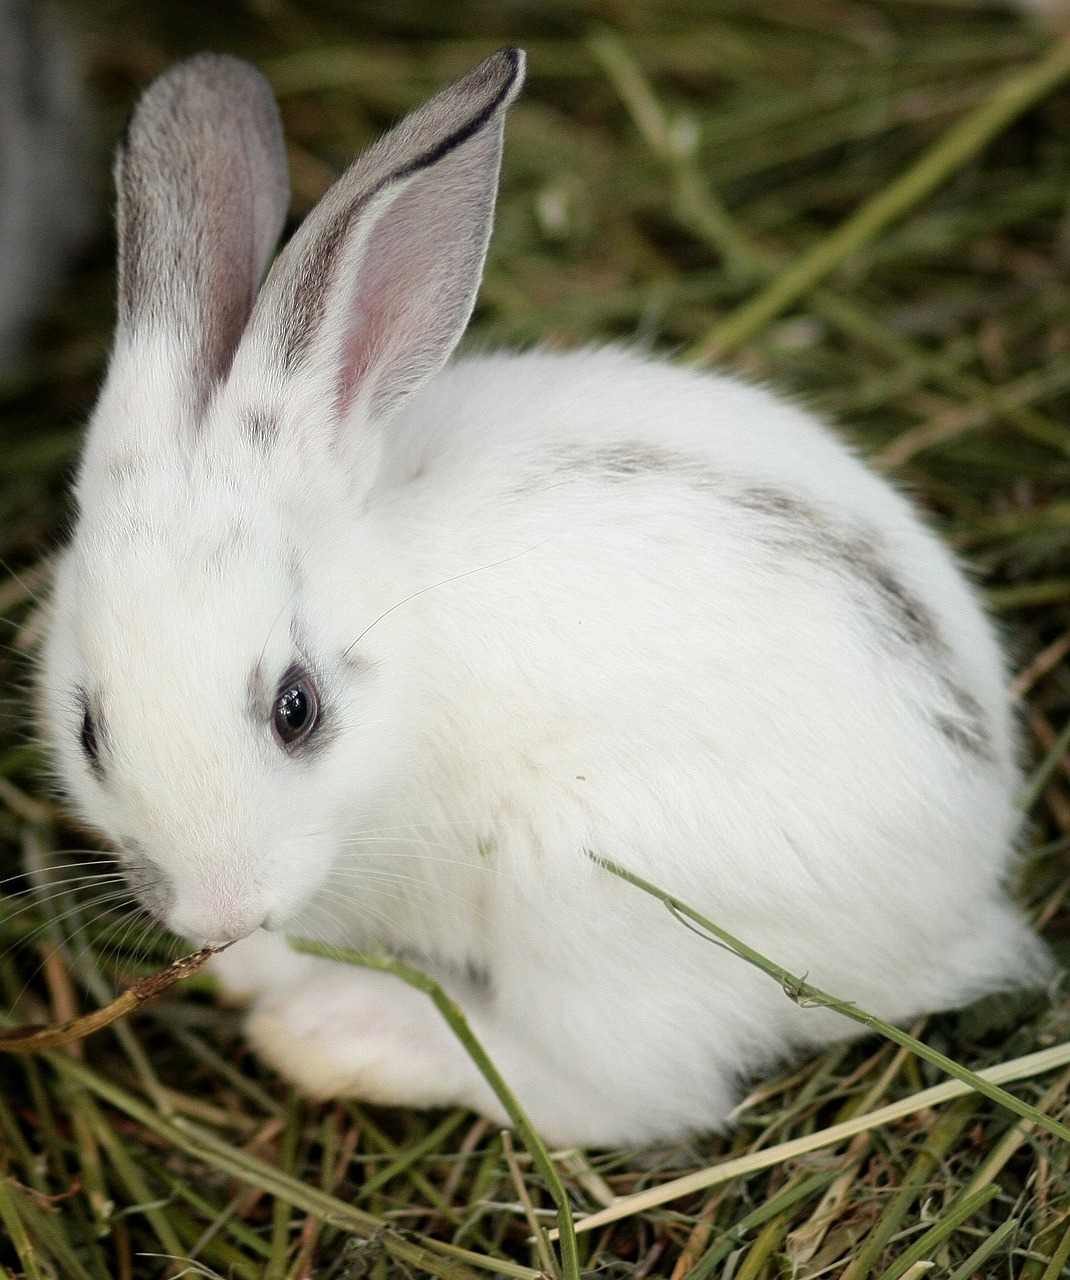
[336, 297, 390, 420]
[325, 156, 483, 425]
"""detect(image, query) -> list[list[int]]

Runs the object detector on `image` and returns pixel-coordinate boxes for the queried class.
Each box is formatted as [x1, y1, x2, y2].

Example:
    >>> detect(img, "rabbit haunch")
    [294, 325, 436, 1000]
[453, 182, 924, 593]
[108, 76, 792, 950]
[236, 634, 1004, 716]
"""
[41, 50, 1048, 1146]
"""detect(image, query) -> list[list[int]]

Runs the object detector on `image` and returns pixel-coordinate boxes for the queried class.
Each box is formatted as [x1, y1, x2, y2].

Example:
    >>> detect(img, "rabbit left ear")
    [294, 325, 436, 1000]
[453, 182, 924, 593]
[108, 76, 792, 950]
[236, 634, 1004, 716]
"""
[236, 48, 525, 440]
[113, 53, 290, 410]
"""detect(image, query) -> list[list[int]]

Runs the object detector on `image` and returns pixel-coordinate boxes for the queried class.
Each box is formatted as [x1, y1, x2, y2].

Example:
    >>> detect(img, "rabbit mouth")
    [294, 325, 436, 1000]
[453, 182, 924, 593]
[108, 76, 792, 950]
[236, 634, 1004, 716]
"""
[120, 843, 269, 944]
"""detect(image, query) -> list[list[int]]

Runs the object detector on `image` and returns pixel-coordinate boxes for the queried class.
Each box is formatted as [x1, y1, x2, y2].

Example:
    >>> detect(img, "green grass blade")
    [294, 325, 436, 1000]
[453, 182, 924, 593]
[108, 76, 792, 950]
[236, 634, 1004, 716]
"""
[288, 939, 581, 1280]
[588, 854, 1070, 1144]
[692, 34, 1070, 358]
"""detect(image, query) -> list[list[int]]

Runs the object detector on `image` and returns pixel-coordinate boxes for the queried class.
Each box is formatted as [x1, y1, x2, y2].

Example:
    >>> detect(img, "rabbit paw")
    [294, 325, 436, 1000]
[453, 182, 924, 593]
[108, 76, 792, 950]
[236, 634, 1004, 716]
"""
[246, 965, 486, 1109]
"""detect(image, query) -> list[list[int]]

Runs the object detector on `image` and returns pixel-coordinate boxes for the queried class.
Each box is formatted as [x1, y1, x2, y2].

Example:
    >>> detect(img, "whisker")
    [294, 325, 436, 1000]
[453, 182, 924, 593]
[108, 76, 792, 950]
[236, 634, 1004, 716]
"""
[342, 540, 548, 659]
[0, 877, 128, 910]
[0, 893, 142, 1013]
[0, 860, 121, 890]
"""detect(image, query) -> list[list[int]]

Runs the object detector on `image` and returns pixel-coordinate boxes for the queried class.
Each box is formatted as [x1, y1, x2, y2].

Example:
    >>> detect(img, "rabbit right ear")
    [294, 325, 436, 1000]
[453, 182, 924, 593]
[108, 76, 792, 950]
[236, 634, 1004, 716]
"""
[229, 48, 524, 474]
[111, 53, 289, 415]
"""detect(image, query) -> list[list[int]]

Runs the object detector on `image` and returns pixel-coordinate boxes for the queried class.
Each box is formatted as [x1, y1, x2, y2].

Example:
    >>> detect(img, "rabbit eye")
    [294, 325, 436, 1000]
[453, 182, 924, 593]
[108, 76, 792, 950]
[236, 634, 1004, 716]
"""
[272, 673, 320, 748]
[80, 706, 103, 777]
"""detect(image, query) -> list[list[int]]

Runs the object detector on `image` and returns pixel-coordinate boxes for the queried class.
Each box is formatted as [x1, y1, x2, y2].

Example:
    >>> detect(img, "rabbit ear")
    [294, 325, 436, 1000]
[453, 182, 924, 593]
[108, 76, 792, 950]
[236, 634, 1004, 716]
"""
[114, 53, 289, 410]
[240, 47, 524, 435]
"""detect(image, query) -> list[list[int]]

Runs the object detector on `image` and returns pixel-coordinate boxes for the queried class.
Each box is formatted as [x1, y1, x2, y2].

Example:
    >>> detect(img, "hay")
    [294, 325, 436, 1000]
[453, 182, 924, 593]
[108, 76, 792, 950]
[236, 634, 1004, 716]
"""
[2, 2, 1070, 1276]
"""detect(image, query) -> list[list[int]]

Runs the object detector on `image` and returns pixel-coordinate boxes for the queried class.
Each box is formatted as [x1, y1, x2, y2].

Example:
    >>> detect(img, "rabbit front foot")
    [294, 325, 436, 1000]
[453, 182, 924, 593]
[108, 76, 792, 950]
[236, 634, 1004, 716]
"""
[245, 963, 496, 1112]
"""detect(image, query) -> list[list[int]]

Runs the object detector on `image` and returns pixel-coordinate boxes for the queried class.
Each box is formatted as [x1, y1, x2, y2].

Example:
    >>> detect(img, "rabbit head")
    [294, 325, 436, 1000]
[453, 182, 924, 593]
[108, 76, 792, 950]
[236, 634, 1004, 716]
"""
[42, 48, 525, 943]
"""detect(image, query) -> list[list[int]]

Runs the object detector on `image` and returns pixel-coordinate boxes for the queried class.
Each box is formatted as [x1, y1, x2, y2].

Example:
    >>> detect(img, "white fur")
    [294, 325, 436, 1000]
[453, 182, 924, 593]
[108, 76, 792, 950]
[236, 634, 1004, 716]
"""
[41, 54, 1047, 1147]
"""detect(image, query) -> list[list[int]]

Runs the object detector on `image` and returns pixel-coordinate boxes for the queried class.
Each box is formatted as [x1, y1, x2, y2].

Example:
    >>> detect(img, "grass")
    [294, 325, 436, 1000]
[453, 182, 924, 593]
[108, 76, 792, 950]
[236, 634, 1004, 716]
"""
[3, 0, 1070, 1276]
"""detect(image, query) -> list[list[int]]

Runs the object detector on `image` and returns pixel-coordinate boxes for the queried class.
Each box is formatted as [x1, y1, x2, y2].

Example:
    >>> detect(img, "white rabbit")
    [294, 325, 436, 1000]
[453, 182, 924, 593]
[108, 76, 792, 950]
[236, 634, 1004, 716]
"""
[0, 0, 93, 369]
[41, 48, 1049, 1147]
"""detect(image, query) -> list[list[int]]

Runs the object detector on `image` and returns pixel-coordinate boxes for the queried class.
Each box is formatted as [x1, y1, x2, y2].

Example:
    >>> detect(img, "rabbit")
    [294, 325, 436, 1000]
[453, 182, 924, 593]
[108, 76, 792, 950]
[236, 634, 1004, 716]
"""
[39, 47, 1051, 1147]
[0, 0, 93, 370]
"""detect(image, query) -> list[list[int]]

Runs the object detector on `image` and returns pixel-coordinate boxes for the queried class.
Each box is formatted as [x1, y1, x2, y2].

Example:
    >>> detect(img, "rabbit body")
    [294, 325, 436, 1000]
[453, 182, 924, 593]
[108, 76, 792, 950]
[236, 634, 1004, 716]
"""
[42, 50, 1046, 1145]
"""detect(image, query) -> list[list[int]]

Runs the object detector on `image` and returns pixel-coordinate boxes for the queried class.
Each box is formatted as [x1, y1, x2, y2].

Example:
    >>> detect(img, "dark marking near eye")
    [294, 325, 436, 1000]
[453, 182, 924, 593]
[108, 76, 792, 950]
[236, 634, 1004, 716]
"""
[289, 713, 340, 759]
[341, 648, 375, 675]
[264, 656, 339, 760]
[247, 662, 268, 720]
[78, 691, 106, 779]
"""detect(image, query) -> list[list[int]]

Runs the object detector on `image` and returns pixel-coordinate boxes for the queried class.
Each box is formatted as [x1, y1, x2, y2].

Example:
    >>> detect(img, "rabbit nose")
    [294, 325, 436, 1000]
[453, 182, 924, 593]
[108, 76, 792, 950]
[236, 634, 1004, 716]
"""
[167, 894, 267, 945]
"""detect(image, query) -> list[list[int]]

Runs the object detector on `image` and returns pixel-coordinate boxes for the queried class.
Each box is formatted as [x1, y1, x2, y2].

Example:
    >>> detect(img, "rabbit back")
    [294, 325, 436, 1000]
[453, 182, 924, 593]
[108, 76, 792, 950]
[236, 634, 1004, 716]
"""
[304, 341, 1038, 1023]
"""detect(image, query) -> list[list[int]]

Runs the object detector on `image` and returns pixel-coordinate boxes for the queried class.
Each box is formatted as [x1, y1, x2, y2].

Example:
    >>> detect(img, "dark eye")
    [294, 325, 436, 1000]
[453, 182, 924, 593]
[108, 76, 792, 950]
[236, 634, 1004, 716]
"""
[80, 705, 103, 776]
[272, 674, 320, 747]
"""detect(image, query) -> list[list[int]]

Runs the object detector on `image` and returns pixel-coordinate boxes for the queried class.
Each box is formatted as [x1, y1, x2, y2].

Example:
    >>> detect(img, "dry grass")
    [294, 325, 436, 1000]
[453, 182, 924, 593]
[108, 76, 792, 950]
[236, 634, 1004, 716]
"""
[3, 1, 1070, 1276]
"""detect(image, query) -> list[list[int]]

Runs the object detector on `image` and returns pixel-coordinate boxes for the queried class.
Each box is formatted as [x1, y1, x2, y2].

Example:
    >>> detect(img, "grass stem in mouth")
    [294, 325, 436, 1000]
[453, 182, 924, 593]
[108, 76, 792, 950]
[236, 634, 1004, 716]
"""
[0, 945, 228, 1053]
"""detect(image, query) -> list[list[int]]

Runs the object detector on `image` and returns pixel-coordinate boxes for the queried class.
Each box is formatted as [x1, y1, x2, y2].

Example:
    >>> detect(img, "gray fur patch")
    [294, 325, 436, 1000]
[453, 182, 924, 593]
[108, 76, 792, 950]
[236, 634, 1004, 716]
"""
[740, 489, 993, 761]
[245, 410, 279, 451]
[122, 840, 175, 923]
[744, 498, 944, 655]
[246, 662, 268, 721]
[934, 685, 992, 760]
[539, 443, 719, 491]
[396, 944, 491, 995]
[733, 484, 818, 524]
[534, 445, 994, 762]
[341, 647, 375, 675]
[278, 201, 360, 373]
